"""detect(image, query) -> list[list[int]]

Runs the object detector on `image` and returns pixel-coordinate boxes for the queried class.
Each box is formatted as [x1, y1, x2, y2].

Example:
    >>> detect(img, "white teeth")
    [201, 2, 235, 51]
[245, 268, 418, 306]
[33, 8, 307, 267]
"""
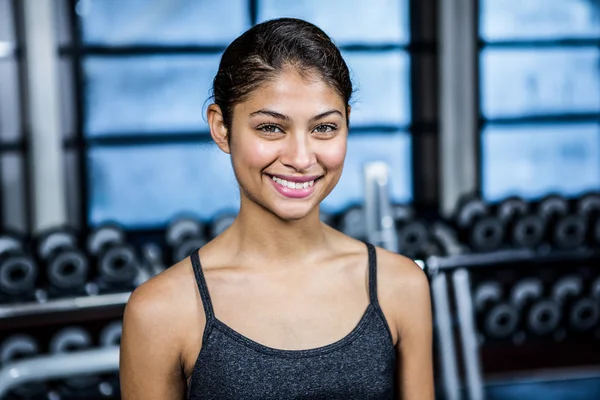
[270, 175, 317, 190]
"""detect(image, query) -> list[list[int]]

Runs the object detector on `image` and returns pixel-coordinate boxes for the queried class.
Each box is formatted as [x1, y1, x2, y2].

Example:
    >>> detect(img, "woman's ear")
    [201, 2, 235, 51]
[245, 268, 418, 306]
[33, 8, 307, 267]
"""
[207, 104, 230, 154]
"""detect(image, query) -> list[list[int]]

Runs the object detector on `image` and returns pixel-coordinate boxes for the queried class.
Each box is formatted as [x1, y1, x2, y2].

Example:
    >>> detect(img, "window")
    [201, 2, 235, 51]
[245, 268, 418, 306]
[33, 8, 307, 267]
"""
[479, 0, 600, 202]
[0, 0, 28, 231]
[62, 0, 416, 230]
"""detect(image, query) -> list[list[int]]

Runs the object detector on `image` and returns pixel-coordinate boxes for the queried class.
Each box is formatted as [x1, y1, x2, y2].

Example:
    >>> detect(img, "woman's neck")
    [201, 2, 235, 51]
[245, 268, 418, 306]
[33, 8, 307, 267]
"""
[221, 198, 330, 266]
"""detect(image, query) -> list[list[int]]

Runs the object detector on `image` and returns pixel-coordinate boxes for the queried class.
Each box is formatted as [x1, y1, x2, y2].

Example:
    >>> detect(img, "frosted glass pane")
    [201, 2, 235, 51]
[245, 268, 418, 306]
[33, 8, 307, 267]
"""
[257, 0, 409, 45]
[88, 143, 239, 228]
[84, 55, 220, 136]
[323, 131, 412, 211]
[480, 48, 600, 118]
[344, 51, 411, 127]
[78, 0, 250, 45]
[480, 0, 600, 40]
[482, 123, 600, 201]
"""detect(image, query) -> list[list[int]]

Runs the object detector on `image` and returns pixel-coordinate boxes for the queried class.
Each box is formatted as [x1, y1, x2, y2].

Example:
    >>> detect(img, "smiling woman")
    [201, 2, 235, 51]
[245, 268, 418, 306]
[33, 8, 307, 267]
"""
[119, 18, 433, 400]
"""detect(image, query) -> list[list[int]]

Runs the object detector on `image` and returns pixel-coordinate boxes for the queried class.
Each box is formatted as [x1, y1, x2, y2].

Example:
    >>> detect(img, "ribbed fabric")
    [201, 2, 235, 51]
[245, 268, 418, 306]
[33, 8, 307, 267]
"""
[187, 242, 396, 399]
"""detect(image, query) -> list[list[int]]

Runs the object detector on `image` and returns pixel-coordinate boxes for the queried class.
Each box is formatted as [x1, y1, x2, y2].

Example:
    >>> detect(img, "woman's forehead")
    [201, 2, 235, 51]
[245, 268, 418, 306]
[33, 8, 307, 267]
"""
[237, 70, 346, 118]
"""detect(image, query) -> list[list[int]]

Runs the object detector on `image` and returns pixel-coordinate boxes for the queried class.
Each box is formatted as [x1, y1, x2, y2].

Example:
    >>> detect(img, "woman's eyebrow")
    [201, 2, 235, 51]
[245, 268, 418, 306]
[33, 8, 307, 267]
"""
[249, 109, 291, 122]
[310, 110, 343, 122]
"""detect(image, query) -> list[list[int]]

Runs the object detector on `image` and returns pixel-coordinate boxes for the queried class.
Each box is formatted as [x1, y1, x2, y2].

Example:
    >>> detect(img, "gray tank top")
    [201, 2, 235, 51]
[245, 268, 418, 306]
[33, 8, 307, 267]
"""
[187, 242, 396, 399]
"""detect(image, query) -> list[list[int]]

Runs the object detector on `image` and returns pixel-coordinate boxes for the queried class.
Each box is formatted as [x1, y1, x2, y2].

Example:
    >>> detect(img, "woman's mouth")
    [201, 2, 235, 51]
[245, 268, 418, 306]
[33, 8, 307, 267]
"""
[266, 174, 321, 199]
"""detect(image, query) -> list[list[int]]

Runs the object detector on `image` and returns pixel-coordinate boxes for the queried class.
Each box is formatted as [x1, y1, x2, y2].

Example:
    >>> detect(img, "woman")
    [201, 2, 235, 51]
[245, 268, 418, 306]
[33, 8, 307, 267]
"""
[120, 18, 434, 399]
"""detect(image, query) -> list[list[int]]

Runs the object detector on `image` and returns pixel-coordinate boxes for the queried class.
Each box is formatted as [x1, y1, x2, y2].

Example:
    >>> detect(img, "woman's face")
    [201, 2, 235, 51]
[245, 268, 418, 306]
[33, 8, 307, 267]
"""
[217, 69, 348, 221]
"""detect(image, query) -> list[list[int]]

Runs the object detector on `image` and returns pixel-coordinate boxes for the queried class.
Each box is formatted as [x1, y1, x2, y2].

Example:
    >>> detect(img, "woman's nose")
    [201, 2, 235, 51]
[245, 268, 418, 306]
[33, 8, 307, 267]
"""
[280, 134, 316, 171]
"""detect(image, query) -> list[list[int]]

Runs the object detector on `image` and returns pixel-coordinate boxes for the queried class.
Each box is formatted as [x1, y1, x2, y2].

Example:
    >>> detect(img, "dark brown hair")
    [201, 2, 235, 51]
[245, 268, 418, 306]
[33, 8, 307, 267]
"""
[212, 18, 353, 131]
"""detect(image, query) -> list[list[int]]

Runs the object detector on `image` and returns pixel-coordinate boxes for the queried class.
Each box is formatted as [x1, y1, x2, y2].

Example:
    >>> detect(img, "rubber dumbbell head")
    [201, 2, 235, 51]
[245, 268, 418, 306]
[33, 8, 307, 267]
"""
[538, 195, 569, 222]
[0, 235, 38, 297]
[473, 282, 518, 339]
[455, 195, 488, 230]
[455, 195, 504, 252]
[100, 321, 123, 347]
[497, 197, 544, 248]
[527, 299, 561, 336]
[166, 217, 206, 263]
[87, 224, 126, 256]
[511, 214, 545, 248]
[35, 228, 90, 292]
[552, 214, 587, 250]
[99, 245, 139, 284]
[166, 217, 204, 247]
[36, 227, 78, 260]
[47, 251, 89, 290]
[397, 221, 429, 258]
[470, 216, 505, 252]
[0, 335, 45, 397]
[210, 213, 237, 239]
[577, 193, 600, 246]
[50, 327, 97, 389]
[569, 297, 599, 332]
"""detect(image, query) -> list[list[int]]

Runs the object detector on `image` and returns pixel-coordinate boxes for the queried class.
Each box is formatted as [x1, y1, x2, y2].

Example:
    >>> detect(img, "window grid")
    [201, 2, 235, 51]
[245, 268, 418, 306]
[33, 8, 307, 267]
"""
[476, 0, 600, 202]
[61, 0, 438, 234]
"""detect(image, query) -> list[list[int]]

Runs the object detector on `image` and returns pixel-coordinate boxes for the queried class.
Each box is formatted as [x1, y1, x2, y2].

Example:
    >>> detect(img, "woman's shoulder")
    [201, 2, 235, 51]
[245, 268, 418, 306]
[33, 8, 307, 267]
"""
[123, 257, 201, 343]
[372, 246, 432, 335]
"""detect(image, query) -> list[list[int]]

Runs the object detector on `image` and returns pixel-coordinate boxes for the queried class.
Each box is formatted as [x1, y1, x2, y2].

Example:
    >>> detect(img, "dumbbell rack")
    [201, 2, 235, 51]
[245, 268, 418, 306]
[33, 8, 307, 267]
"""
[0, 248, 163, 399]
[427, 247, 600, 400]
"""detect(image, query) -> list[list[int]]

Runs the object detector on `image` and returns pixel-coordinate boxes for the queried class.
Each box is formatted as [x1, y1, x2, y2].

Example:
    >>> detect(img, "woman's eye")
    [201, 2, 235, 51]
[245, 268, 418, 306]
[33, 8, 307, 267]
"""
[258, 124, 282, 134]
[314, 124, 337, 134]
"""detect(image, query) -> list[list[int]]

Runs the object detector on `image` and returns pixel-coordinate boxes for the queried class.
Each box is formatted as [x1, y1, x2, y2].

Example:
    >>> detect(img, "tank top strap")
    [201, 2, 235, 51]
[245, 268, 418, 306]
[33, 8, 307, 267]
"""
[190, 250, 215, 321]
[364, 242, 379, 306]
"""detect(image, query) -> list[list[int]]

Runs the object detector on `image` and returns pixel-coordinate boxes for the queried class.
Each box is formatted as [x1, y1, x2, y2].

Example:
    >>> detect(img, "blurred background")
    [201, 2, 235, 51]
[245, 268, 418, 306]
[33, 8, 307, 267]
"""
[0, 0, 599, 399]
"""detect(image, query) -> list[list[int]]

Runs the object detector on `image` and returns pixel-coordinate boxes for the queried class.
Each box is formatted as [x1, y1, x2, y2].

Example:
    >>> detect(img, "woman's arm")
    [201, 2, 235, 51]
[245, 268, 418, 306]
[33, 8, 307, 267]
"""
[394, 266, 435, 399]
[378, 249, 435, 399]
[120, 280, 187, 400]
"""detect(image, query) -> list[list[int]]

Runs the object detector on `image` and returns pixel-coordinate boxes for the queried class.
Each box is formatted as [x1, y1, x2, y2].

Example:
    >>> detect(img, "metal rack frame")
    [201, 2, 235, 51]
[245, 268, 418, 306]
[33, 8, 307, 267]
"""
[426, 247, 600, 400]
[0, 347, 119, 398]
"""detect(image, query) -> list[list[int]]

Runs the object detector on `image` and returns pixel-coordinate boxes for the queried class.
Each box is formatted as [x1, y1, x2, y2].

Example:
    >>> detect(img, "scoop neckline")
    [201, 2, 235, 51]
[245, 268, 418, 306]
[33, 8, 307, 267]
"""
[209, 303, 376, 358]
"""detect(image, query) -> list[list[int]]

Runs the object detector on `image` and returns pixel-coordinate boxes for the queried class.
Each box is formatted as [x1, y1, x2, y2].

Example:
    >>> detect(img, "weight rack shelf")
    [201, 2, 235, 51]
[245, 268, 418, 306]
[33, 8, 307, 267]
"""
[0, 292, 131, 331]
[426, 247, 600, 272]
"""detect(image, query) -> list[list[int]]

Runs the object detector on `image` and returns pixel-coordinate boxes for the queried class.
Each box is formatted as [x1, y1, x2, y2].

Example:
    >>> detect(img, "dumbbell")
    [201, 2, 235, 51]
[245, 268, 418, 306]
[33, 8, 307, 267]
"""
[33, 227, 89, 296]
[537, 195, 586, 250]
[0, 334, 46, 398]
[396, 220, 430, 259]
[100, 321, 123, 348]
[49, 326, 98, 392]
[426, 222, 464, 257]
[473, 281, 519, 340]
[454, 195, 505, 252]
[496, 197, 545, 248]
[166, 217, 206, 264]
[0, 233, 38, 300]
[88, 224, 140, 289]
[210, 213, 237, 239]
[510, 278, 560, 337]
[552, 275, 599, 333]
[338, 205, 367, 241]
[577, 192, 600, 247]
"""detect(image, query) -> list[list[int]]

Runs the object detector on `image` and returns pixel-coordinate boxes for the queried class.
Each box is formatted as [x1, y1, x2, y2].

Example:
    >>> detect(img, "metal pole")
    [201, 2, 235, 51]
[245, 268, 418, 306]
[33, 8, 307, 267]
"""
[22, 0, 67, 232]
[431, 272, 461, 400]
[453, 268, 484, 400]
